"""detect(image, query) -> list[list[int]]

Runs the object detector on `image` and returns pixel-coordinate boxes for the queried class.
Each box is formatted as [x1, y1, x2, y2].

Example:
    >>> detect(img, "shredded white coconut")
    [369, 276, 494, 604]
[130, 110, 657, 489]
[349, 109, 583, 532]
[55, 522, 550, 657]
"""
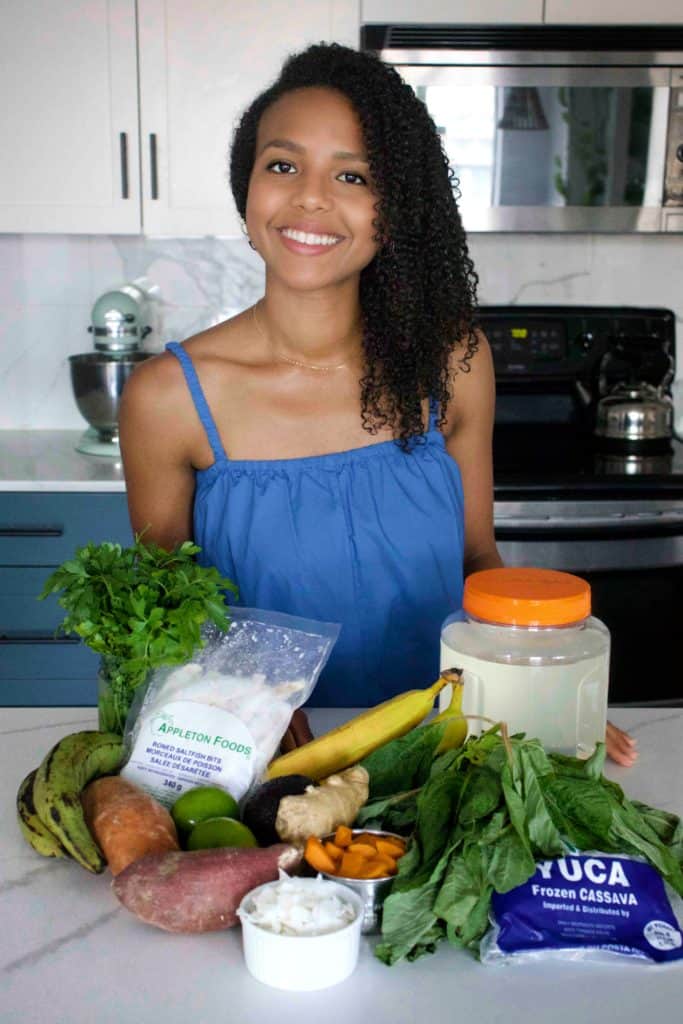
[242, 877, 357, 937]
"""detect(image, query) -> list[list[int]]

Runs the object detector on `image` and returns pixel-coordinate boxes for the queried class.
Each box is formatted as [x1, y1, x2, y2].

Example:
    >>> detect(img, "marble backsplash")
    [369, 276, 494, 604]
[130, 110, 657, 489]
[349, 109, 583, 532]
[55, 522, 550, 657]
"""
[0, 230, 681, 430]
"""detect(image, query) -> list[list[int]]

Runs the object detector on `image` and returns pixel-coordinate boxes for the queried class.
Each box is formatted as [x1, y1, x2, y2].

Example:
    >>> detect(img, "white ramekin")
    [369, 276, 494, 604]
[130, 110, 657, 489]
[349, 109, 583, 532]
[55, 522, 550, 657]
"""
[237, 876, 364, 991]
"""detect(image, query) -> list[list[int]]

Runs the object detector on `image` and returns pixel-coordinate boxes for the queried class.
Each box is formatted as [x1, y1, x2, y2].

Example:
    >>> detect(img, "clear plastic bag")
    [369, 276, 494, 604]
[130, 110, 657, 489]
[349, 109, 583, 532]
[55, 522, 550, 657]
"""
[120, 608, 339, 807]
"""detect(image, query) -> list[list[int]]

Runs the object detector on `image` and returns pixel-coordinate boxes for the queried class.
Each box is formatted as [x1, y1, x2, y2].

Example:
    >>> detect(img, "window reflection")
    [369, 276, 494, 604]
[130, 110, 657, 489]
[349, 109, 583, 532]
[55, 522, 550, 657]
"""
[419, 85, 665, 211]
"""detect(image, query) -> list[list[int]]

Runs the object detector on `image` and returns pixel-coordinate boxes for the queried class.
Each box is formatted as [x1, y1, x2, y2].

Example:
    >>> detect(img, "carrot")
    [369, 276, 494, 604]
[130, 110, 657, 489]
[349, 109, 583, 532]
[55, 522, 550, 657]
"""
[304, 829, 407, 880]
[362, 859, 394, 879]
[334, 825, 353, 847]
[346, 842, 376, 857]
[81, 776, 179, 876]
[339, 851, 371, 878]
[324, 840, 343, 862]
[375, 837, 406, 859]
[304, 835, 337, 874]
[371, 853, 398, 874]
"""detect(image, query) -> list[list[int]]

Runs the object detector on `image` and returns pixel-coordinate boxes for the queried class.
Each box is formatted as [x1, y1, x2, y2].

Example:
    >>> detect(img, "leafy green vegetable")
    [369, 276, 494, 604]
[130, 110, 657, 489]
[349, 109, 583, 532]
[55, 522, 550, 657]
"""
[361, 719, 449, 798]
[39, 536, 238, 732]
[360, 731, 683, 966]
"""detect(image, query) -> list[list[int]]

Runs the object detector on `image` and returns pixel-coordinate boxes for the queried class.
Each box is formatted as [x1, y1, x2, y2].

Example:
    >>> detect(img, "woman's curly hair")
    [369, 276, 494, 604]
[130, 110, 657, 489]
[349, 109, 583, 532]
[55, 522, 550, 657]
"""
[230, 42, 479, 448]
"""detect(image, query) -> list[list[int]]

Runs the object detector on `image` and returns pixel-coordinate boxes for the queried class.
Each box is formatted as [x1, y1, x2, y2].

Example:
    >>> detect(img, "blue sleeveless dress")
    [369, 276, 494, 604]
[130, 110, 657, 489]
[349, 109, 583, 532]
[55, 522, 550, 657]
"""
[167, 341, 465, 707]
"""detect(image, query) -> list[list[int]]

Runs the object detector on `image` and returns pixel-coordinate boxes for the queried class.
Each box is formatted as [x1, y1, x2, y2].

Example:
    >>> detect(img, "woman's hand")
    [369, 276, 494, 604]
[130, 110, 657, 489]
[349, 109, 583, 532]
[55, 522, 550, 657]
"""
[606, 720, 638, 766]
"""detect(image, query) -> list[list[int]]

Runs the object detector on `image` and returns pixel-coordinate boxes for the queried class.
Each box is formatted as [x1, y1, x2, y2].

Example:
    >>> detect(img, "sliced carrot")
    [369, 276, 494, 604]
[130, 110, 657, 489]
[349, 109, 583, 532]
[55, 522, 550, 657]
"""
[324, 841, 343, 862]
[353, 832, 383, 846]
[304, 835, 337, 875]
[360, 859, 394, 879]
[339, 851, 370, 878]
[372, 853, 398, 874]
[375, 838, 406, 859]
[334, 825, 353, 848]
[346, 842, 376, 858]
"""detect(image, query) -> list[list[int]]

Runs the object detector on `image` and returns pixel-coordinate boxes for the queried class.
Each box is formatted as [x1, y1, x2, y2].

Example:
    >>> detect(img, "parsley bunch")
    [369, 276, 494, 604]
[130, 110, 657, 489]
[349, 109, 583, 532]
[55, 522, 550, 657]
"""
[40, 537, 238, 732]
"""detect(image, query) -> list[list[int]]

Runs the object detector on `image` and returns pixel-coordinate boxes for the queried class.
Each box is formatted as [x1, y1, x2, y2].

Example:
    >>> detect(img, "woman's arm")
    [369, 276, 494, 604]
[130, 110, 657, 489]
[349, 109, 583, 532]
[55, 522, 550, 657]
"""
[442, 330, 503, 576]
[118, 353, 197, 550]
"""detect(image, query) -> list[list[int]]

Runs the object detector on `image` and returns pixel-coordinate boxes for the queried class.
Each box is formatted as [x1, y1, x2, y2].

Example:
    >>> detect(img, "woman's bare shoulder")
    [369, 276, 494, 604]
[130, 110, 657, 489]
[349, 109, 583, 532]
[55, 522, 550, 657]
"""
[124, 310, 257, 401]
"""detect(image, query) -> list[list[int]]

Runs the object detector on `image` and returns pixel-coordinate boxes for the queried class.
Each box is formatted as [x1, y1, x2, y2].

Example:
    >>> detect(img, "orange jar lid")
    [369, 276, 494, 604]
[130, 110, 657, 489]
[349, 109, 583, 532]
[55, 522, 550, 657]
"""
[463, 567, 591, 627]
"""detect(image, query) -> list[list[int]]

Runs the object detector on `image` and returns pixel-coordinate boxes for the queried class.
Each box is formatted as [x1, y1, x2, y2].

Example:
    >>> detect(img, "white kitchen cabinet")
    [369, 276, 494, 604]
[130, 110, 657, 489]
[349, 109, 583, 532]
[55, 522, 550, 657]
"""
[138, 0, 360, 237]
[0, 0, 140, 234]
[0, 0, 359, 237]
[362, 1, 543, 22]
[545, 1, 683, 23]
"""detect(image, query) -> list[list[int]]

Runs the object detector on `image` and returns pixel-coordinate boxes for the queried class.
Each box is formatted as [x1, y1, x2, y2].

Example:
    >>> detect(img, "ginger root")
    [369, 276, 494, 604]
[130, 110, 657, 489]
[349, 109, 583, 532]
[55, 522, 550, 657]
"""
[275, 765, 369, 846]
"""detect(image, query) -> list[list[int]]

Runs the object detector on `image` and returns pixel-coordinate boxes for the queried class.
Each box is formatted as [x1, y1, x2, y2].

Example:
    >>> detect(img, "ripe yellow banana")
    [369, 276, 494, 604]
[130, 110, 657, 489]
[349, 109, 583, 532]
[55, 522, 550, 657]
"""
[16, 769, 69, 860]
[267, 675, 450, 782]
[33, 730, 124, 873]
[432, 668, 467, 754]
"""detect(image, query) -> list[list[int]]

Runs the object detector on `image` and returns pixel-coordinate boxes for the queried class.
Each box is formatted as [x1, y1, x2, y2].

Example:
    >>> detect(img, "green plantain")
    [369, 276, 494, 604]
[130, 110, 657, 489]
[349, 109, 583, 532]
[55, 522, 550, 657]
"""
[17, 769, 70, 859]
[33, 730, 124, 872]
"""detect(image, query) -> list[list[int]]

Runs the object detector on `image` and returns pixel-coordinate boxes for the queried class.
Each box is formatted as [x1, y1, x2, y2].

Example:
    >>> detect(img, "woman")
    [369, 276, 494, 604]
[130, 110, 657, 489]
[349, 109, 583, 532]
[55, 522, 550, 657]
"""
[119, 43, 635, 765]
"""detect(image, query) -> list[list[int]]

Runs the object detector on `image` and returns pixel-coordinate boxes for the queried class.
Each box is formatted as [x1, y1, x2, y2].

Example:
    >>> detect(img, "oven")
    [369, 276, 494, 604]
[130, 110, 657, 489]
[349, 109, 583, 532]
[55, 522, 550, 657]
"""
[483, 304, 683, 706]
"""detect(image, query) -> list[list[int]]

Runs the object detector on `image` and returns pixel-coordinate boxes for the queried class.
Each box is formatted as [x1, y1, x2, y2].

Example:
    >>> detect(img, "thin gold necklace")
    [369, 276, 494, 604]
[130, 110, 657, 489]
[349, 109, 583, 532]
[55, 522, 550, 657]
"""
[252, 304, 349, 373]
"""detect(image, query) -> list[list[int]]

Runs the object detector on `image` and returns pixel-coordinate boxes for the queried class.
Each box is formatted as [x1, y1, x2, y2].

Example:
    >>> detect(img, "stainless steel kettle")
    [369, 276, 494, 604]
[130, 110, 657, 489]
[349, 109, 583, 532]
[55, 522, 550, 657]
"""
[595, 382, 673, 443]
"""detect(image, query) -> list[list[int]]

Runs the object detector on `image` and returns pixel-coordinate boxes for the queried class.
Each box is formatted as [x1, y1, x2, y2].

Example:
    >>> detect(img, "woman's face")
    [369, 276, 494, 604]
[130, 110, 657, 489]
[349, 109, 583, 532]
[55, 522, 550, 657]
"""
[245, 87, 379, 292]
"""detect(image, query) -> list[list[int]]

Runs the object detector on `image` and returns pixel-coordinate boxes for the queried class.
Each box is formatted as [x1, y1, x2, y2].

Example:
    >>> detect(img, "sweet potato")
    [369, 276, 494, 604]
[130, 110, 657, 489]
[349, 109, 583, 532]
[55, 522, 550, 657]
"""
[82, 776, 179, 876]
[112, 844, 302, 932]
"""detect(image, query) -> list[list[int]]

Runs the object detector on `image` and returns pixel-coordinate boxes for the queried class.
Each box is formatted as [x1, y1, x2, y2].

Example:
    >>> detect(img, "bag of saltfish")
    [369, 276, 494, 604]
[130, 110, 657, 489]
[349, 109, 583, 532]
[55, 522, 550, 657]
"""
[481, 851, 683, 966]
[120, 608, 339, 808]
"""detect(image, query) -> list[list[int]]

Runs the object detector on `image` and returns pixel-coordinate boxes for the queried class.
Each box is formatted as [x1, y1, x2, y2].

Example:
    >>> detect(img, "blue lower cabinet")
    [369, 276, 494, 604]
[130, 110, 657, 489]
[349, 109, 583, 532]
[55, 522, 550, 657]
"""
[1, 640, 100, 705]
[0, 491, 131, 565]
[0, 490, 130, 706]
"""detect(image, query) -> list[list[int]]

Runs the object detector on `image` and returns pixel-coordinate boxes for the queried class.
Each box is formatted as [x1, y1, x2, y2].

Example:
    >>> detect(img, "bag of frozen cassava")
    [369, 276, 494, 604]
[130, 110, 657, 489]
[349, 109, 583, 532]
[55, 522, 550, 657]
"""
[120, 608, 339, 807]
[480, 852, 683, 965]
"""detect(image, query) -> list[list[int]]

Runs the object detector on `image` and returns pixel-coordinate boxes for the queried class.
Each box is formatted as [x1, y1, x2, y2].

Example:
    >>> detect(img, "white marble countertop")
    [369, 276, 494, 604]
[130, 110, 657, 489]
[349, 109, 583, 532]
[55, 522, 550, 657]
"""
[0, 431, 126, 491]
[1, 706, 681, 1024]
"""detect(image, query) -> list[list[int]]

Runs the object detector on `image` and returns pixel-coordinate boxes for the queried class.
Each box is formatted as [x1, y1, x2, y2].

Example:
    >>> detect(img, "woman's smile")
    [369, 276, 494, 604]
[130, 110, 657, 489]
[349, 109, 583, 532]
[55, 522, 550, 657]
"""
[276, 223, 346, 255]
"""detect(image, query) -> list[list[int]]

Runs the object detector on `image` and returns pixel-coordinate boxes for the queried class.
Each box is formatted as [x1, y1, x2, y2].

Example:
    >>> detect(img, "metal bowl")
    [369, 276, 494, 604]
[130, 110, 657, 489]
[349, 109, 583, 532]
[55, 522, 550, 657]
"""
[319, 829, 407, 935]
[69, 351, 150, 442]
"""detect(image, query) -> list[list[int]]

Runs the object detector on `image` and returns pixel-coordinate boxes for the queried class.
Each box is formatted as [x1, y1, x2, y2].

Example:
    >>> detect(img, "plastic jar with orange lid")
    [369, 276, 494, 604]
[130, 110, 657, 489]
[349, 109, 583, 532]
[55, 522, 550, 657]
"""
[439, 567, 610, 758]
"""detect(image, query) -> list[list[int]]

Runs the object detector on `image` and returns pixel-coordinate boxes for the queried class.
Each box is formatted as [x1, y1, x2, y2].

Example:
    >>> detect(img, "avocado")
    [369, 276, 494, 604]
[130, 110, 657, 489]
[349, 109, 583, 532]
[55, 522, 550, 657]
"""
[242, 775, 314, 846]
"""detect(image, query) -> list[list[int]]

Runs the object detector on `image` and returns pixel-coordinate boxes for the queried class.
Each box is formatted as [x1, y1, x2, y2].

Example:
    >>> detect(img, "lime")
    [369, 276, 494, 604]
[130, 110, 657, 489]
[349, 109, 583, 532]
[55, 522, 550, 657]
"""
[171, 786, 240, 836]
[186, 816, 258, 850]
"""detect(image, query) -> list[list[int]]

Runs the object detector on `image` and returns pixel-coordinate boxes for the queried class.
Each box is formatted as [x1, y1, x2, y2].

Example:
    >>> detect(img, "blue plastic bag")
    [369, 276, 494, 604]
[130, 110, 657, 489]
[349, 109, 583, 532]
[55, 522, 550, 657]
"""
[481, 852, 683, 965]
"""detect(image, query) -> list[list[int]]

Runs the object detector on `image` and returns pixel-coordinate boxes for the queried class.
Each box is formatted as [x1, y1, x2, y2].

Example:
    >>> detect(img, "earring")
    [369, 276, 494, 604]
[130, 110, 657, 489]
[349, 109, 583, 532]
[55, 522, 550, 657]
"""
[240, 218, 256, 251]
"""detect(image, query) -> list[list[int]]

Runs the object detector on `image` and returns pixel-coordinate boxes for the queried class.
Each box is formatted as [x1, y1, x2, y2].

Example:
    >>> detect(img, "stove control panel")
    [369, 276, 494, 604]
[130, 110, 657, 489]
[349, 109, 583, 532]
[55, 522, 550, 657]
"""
[485, 319, 567, 371]
[478, 305, 675, 384]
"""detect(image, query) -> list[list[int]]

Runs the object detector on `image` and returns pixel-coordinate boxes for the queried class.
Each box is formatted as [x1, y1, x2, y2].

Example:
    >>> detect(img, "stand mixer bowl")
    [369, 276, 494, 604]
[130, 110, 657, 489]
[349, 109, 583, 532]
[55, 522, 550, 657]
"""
[69, 352, 150, 443]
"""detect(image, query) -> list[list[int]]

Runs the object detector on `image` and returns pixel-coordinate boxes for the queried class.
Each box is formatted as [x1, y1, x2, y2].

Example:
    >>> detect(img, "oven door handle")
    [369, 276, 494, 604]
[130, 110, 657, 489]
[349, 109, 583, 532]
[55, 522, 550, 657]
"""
[495, 512, 683, 541]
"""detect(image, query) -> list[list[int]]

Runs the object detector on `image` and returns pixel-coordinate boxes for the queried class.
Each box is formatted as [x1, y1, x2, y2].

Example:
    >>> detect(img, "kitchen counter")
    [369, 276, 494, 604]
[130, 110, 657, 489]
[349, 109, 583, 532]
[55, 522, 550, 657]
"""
[1, 706, 681, 1024]
[0, 431, 125, 491]
[5, 427, 683, 495]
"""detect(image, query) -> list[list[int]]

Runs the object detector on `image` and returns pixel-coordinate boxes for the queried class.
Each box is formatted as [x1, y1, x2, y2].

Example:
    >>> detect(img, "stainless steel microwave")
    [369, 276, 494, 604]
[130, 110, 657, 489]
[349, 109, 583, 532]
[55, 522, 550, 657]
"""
[362, 25, 683, 233]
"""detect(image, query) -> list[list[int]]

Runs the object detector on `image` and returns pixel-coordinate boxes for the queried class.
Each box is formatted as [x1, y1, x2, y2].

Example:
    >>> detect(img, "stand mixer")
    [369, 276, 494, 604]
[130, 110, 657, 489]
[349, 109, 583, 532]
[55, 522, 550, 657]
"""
[70, 282, 154, 456]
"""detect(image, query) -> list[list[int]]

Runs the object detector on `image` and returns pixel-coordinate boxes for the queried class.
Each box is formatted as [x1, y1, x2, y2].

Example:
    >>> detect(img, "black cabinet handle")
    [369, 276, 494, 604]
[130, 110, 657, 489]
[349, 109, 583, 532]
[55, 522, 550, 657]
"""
[149, 133, 159, 199]
[0, 633, 80, 645]
[120, 131, 129, 199]
[0, 526, 63, 538]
